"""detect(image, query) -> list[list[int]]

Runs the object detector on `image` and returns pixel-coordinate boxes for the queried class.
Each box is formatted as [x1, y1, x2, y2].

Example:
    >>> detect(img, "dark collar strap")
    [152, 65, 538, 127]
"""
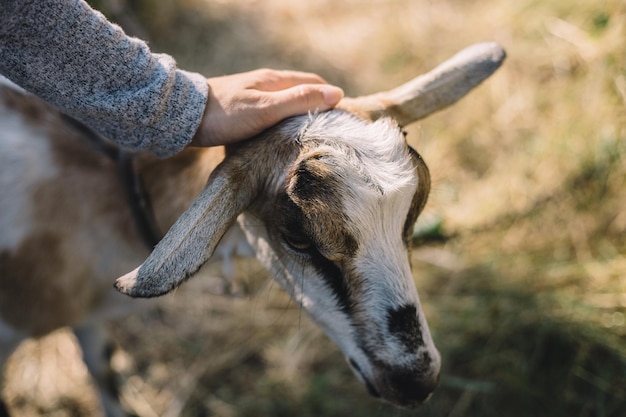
[116, 150, 162, 249]
[63, 114, 163, 250]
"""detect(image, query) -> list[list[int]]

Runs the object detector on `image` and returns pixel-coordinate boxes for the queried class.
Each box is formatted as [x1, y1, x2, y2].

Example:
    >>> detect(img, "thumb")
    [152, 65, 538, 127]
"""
[270, 84, 344, 119]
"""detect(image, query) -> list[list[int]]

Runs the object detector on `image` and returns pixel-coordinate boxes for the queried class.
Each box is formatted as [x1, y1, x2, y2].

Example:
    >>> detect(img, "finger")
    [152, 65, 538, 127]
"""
[265, 84, 344, 120]
[251, 69, 329, 92]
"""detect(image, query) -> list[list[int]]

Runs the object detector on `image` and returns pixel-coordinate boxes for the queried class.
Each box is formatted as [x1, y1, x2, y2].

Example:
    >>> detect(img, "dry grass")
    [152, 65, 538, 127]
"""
[3, 0, 625, 416]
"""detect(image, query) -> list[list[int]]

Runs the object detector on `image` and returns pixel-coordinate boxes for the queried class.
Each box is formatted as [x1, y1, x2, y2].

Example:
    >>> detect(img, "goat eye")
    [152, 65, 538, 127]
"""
[282, 233, 313, 252]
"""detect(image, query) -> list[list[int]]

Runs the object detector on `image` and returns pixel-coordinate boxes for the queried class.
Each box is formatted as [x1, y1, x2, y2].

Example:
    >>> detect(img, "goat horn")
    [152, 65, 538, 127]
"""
[337, 42, 506, 125]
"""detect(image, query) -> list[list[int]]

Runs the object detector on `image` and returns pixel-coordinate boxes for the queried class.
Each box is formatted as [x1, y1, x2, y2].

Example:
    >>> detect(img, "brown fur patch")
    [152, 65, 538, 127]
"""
[288, 153, 341, 213]
[139, 147, 225, 231]
[403, 147, 431, 247]
[0, 85, 58, 126]
[0, 233, 92, 336]
[286, 152, 358, 259]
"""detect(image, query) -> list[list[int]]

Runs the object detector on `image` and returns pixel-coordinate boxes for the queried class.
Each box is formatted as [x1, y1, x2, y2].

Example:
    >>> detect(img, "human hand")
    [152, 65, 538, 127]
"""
[191, 69, 344, 147]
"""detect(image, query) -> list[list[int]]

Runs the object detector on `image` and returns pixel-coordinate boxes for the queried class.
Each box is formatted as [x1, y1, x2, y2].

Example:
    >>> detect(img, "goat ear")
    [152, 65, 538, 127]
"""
[114, 157, 257, 298]
[338, 42, 506, 125]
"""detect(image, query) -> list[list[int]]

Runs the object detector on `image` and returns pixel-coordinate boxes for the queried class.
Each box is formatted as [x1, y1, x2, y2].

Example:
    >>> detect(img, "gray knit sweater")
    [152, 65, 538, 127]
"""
[0, 0, 208, 157]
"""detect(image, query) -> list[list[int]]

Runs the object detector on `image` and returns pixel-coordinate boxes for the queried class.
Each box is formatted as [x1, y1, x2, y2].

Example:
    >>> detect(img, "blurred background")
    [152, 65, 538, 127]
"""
[3, 0, 625, 416]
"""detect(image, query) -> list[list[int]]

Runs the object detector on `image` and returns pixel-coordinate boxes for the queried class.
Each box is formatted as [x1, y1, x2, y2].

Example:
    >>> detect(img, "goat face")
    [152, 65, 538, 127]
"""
[241, 112, 440, 407]
[116, 42, 506, 408]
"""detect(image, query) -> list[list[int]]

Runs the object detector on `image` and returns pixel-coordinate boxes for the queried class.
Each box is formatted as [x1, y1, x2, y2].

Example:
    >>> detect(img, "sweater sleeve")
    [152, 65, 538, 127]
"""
[0, 0, 208, 157]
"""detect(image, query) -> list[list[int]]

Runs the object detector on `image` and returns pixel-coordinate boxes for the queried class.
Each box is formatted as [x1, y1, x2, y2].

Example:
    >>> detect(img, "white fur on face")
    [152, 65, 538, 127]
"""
[287, 111, 416, 193]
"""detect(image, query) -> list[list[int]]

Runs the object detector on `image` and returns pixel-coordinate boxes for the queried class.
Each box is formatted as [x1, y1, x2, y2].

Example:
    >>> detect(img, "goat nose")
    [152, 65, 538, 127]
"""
[384, 367, 439, 406]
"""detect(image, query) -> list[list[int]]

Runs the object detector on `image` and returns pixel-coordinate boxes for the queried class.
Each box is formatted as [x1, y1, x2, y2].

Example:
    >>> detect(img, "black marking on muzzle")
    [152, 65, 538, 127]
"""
[387, 304, 423, 353]
[385, 364, 439, 406]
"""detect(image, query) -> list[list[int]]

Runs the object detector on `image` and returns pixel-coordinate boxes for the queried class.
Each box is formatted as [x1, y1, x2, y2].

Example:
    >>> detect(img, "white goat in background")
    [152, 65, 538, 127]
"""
[0, 43, 505, 416]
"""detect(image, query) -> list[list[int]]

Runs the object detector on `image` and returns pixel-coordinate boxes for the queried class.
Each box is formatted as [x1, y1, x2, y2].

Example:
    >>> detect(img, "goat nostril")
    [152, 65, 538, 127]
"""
[386, 368, 439, 405]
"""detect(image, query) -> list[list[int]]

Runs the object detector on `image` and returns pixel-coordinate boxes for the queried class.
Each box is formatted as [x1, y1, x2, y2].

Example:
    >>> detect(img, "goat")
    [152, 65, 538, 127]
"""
[0, 43, 505, 416]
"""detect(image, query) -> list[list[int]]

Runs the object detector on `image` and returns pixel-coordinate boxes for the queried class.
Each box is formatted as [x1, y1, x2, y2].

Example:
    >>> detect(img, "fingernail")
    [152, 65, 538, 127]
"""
[320, 85, 344, 107]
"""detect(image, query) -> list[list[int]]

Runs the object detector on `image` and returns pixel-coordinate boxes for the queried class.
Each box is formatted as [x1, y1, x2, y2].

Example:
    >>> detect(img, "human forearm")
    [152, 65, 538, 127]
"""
[0, 0, 207, 157]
